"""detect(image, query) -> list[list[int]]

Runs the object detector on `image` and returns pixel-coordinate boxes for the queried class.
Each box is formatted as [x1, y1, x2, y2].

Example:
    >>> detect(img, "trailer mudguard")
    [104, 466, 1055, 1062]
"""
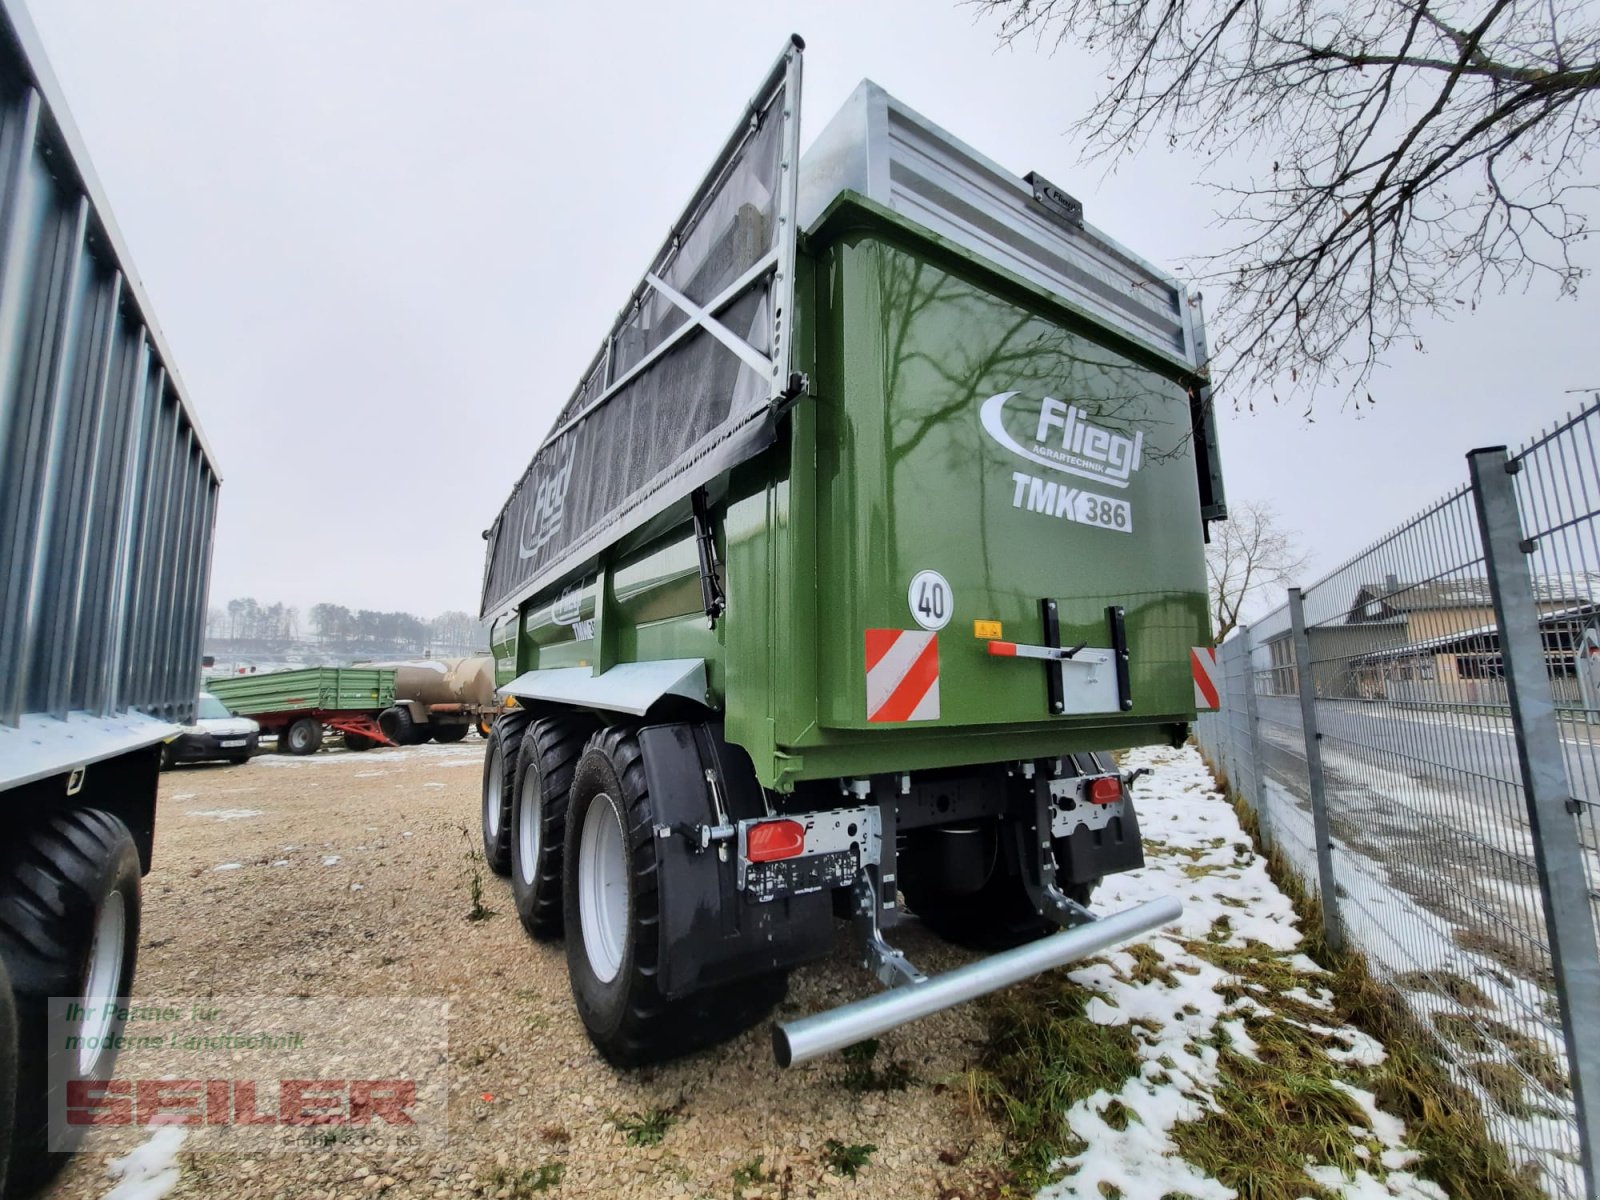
[500, 661, 708, 718]
[637, 723, 833, 999]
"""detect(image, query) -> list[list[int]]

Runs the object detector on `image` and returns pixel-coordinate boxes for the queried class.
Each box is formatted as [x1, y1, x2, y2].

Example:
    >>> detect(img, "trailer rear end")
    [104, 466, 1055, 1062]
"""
[0, 0, 219, 1188]
[476, 39, 1224, 1069]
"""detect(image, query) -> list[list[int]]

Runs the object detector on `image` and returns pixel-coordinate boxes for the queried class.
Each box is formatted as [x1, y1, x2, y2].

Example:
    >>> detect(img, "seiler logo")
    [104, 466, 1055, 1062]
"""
[978, 391, 1144, 488]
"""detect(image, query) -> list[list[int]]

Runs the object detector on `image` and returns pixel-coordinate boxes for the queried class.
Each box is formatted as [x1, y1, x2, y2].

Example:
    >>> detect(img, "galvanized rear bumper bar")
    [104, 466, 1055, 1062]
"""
[772, 896, 1182, 1067]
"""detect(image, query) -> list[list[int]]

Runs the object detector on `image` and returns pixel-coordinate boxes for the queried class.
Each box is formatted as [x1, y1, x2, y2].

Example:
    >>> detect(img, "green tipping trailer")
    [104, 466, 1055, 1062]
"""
[477, 39, 1225, 1069]
[207, 668, 396, 755]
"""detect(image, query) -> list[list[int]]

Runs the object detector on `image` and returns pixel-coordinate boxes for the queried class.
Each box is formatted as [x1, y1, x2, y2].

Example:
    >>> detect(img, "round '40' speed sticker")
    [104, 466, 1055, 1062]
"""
[908, 570, 953, 631]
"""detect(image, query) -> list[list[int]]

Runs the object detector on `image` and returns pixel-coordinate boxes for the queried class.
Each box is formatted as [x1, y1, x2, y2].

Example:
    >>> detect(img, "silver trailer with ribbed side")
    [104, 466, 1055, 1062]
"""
[0, 0, 219, 1192]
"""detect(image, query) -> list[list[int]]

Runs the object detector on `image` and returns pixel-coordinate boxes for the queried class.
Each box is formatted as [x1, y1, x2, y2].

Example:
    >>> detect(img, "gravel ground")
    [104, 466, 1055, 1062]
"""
[43, 741, 1009, 1200]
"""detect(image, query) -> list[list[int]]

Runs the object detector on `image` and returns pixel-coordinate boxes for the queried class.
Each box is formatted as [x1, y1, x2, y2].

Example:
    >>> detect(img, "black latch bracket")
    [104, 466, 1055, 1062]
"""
[690, 487, 727, 628]
[1041, 598, 1065, 716]
[1107, 605, 1132, 711]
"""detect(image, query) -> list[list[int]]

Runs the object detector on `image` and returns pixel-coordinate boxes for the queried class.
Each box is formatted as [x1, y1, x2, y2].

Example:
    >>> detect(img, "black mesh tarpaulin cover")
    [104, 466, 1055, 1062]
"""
[480, 39, 802, 619]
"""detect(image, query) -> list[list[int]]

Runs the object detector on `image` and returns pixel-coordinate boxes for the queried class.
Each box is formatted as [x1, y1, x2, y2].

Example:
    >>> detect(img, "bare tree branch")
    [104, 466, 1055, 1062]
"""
[1205, 499, 1308, 639]
[970, 0, 1599, 409]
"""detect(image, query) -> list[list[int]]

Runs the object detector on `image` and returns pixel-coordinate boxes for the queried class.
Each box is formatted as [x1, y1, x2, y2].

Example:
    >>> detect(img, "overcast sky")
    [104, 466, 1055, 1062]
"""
[28, 0, 1596, 621]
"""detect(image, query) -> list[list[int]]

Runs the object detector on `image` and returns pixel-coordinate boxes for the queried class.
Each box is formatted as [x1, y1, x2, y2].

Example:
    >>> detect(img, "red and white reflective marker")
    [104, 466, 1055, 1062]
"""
[865, 629, 940, 723]
[1191, 646, 1220, 710]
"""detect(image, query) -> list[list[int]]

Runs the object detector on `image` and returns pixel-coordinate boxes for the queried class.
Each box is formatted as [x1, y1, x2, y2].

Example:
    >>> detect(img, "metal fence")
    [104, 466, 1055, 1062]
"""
[1196, 400, 1600, 1200]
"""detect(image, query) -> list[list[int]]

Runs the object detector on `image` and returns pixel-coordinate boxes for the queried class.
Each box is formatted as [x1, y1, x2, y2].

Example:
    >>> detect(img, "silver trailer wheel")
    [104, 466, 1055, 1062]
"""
[76, 892, 126, 1076]
[481, 712, 529, 877]
[578, 794, 629, 984]
[516, 767, 542, 888]
[484, 745, 503, 842]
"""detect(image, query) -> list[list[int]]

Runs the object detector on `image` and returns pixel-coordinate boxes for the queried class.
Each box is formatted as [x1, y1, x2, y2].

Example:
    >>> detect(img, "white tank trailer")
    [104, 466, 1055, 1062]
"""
[370, 656, 498, 745]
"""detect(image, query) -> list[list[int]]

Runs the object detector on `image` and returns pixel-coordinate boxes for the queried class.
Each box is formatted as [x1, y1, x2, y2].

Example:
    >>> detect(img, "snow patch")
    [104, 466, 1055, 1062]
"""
[102, 1125, 185, 1200]
[1037, 746, 1435, 1200]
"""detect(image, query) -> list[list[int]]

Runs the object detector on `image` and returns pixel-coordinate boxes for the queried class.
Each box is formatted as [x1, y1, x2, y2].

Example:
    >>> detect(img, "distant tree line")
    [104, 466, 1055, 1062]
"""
[205, 598, 483, 658]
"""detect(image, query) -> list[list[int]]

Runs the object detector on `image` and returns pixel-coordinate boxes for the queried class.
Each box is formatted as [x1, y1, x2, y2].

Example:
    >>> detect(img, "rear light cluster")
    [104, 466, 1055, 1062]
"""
[747, 819, 806, 862]
[1087, 776, 1123, 805]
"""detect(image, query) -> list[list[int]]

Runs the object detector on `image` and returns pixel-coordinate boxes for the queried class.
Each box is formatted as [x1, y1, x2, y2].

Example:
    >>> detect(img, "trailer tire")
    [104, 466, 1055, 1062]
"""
[380, 706, 428, 747]
[481, 710, 531, 876]
[283, 717, 324, 756]
[433, 725, 469, 744]
[342, 732, 376, 752]
[510, 714, 598, 939]
[563, 726, 784, 1067]
[0, 809, 141, 1194]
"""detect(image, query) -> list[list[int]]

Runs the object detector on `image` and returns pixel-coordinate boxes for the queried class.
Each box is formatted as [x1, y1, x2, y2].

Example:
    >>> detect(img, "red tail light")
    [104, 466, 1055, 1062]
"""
[747, 820, 806, 862]
[1088, 777, 1122, 805]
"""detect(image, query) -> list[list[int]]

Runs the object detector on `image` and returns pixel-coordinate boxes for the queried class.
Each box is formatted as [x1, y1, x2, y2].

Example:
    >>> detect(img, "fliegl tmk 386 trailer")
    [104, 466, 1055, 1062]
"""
[477, 36, 1226, 1068]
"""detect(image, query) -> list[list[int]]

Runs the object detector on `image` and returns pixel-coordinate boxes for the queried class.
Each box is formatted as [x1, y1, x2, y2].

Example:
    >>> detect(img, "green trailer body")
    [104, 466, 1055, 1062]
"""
[495, 195, 1210, 791]
[207, 668, 395, 718]
[475, 41, 1225, 1069]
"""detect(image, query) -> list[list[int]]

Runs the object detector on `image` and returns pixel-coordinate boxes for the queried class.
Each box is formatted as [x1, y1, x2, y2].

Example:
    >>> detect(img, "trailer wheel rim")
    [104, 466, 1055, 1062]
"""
[484, 745, 503, 840]
[517, 766, 541, 887]
[578, 793, 628, 983]
[77, 891, 126, 1076]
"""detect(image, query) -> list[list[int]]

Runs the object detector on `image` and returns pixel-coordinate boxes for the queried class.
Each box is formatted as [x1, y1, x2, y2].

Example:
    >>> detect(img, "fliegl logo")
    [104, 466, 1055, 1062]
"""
[517, 442, 576, 561]
[978, 392, 1144, 489]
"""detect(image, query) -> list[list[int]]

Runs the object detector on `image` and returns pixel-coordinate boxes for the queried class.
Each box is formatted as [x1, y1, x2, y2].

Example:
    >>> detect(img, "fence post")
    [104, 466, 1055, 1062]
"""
[1240, 625, 1271, 849]
[1288, 586, 1343, 952]
[1469, 445, 1600, 1200]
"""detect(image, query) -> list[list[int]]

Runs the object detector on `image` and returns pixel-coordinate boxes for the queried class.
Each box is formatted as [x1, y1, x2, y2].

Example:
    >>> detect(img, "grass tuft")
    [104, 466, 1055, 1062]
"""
[1100, 1098, 1136, 1131]
[837, 1037, 916, 1093]
[612, 1104, 677, 1147]
[822, 1138, 877, 1177]
[1432, 1011, 1494, 1054]
[1124, 942, 1178, 987]
[1392, 968, 1492, 1009]
[464, 870, 494, 922]
[1480, 1020, 1568, 1095]
[483, 1163, 564, 1196]
[1465, 1060, 1536, 1119]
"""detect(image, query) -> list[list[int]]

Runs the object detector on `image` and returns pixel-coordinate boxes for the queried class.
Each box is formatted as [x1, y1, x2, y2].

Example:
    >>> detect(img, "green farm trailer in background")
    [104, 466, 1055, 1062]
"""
[208, 658, 498, 754]
[208, 668, 396, 754]
[477, 39, 1225, 1069]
